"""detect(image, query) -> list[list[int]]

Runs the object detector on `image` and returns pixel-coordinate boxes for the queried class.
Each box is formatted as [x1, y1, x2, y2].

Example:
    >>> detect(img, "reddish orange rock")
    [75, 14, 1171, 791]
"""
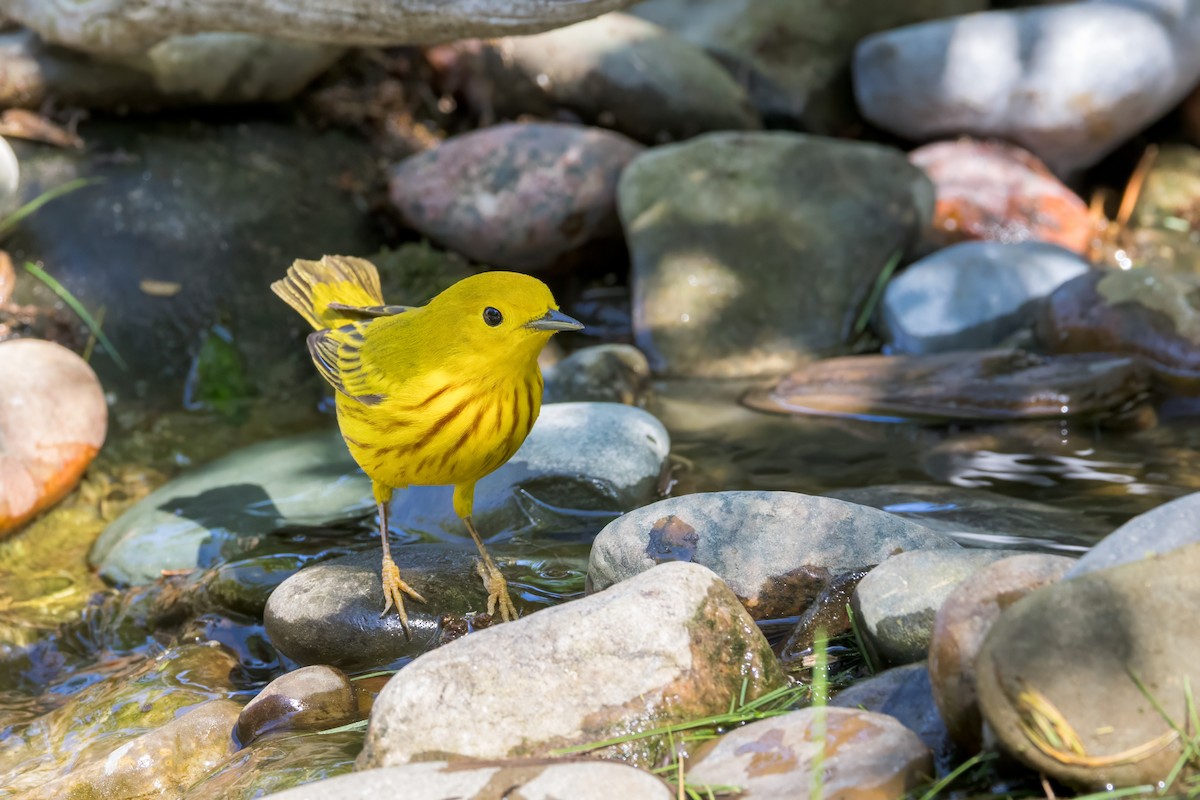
[0, 338, 107, 537]
[910, 138, 1094, 254]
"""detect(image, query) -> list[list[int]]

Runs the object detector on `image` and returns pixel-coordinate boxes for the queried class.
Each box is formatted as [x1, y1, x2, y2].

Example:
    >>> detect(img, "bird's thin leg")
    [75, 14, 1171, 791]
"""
[462, 515, 518, 622]
[378, 499, 426, 640]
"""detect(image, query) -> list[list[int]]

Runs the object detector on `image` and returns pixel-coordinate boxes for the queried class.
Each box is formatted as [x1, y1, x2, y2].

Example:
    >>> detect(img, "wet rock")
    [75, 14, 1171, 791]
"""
[853, 1, 1200, 174]
[3, 0, 635, 54]
[778, 569, 869, 666]
[6, 118, 381, 388]
[542, 344, 650, 405]
[634, 0, 985, 133]
[264, 547, 490, 670]
[90, 430, 372, 586]
[357, 562, 785, 768]
[388, 122, 642, 272]
[852, 548, 1024, 665]
[825, 483, 1107, 552]
[910, 139, 1093, 253]
[621, 131, 932, 378]
[928, 553, 1074, 752]
[1066, 491, 1200, 579]
[0, 339, 107, 538]
[880, 241, 1091, 354]
[977, 542, 1200, 790]
[268, 759, 672, 800]
[204, 553, 311, 619]
[0, 643, 238, 794]
[94, 403, 669, 583]
[587, 491, 958, 618]
[687, 707, 932, 799]
[1184, 85, 1200, 147]
[831, 664, 951, 765]
[744, 349, 1151, 424]
[236, 665, 357, 745]
[36, 699, 240, 799]
[1037, 269, 1200, 388]
[183, 730, 359, 799]
[435, 13, 759, 143]
[389, 402, 670, 538]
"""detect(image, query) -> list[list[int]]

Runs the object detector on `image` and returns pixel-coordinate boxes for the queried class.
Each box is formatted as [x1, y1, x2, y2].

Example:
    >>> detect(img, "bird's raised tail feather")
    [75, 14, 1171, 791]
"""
[271, 255, 386, 330]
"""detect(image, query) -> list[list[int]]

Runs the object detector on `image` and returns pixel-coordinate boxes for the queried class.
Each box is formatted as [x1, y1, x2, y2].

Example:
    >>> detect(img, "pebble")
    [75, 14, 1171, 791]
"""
[1065, 491, 1200, 578]
[927, 553, 1075, 752]
[0, 339, 107, 538]
[542, 344, 650, 406]
[263, 547, 490, 671]
[686, 707, 932, 799]
[853, 0, 1200, 173]
[357, 562, 785, 768]
[743, 349, 1151, 425]
[879, 241, 1091, 354]
[433, 13, 759, 143]
[977, 541, 1200, 790]
[909, 138, 1093, 253]
[620, 131, 932, 377]
[1036, 268, 1200, 388]
[587, 491, 958, 619]
[266, 759, 673, 800]
[851, 548, 1025, 665]
[389, 122, 642, 272]
[235, 665, 358, 745]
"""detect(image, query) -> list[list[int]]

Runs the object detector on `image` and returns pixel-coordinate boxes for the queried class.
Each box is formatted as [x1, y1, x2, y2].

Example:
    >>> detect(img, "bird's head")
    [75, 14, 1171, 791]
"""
[426, 270, 583, 358]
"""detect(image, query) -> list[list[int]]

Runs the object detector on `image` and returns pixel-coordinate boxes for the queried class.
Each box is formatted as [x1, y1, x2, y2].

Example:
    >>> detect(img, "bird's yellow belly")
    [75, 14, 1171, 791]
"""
[336, 372, 541, 491]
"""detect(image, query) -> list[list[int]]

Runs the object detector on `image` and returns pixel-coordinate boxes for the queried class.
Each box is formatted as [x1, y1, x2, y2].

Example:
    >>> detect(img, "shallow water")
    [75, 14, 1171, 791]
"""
[2, 377, 1198, 794]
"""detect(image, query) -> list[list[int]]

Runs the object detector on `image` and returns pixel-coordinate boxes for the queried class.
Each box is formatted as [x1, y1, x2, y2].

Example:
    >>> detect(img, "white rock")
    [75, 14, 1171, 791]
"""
[853, 0, 1200, 173]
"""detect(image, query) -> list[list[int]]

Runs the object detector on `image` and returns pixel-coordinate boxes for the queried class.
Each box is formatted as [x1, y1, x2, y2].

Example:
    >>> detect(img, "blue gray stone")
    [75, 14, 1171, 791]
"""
[587, 490, 958, 617]
[879, 241, 1091, 354]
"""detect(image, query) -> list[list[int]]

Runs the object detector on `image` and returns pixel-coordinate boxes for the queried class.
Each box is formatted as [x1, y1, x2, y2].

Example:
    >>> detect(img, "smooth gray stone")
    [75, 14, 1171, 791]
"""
[879, 241, 1091, 354]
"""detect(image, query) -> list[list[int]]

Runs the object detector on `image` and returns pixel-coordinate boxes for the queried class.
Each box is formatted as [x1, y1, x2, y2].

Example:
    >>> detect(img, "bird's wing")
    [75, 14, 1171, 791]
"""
[306, 321, 388, 405]
[325, 302, 414, 319]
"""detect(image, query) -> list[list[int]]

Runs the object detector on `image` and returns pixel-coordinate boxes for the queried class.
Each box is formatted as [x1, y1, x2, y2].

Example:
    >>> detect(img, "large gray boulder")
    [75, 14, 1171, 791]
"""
[620, 131, 932, 377]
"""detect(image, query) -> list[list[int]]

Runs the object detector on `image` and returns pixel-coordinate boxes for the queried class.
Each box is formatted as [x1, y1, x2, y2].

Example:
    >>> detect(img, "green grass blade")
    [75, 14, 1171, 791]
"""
[909, 751, 995, 800]
[853, 248, 903, 338]
[23, 261, 128, 370]
[0, 177, 103, 240]
[315, 719, 368, 735]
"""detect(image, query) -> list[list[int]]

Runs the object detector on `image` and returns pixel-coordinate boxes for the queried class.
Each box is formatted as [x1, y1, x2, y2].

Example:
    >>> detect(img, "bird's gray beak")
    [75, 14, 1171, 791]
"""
[525, 308, 584, 332]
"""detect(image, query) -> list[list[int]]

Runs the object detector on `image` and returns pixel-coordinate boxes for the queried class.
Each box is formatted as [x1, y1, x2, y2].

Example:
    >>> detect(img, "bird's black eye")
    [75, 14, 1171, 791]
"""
[483, 307, 503, 327]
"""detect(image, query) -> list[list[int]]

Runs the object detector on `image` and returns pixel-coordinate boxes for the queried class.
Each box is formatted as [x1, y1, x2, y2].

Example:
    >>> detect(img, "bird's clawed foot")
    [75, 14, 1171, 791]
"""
[475, 559, 518, 622]
[381, 555, 427, 639]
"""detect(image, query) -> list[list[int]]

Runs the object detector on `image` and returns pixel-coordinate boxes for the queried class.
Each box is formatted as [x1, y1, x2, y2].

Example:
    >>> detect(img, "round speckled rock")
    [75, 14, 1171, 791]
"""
[389, 122, 642, 272]
[588, 491, 957, 619]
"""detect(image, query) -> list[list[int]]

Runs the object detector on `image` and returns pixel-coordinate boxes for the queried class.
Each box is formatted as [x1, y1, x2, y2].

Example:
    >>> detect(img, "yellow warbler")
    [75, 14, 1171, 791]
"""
[271, 255, 582, 635]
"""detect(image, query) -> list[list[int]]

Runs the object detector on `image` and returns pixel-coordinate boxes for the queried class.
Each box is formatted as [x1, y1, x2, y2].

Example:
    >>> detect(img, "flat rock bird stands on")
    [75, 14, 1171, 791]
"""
[271, 256, 583, 635]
